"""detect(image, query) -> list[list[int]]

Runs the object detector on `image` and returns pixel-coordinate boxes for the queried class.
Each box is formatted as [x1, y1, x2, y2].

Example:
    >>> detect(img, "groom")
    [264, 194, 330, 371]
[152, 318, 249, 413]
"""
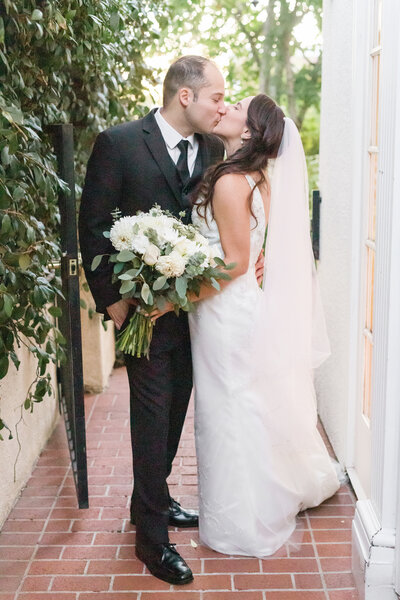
[79, 56, 226, 584]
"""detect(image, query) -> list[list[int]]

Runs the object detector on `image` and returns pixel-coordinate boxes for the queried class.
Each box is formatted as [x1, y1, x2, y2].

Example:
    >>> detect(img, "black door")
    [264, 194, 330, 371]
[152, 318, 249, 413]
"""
[52, 124, 88, 508]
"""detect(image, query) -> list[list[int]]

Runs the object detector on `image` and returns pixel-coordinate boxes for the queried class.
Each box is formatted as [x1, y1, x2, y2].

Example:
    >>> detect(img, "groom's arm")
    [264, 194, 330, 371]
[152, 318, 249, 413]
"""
[79, 130, 123, 315]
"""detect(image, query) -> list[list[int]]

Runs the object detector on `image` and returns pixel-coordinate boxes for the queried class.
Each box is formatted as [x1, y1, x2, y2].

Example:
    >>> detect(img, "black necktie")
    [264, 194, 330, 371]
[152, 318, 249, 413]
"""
[176, 140, 190, 187]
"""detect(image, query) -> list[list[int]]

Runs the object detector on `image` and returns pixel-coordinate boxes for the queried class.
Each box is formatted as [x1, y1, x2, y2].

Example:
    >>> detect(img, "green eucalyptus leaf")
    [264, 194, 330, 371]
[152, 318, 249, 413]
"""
[141, 282, 152, 305]
[91, 254, 103, 271]
[153, 275, 167, 291]
[213, 256, 225, 267]
[113, 262, 124, 274]
[117, 249, 135, 262]
[119, 280, 135, 294]
[175, 276, 188, 299]
[211, 277, 220, 291]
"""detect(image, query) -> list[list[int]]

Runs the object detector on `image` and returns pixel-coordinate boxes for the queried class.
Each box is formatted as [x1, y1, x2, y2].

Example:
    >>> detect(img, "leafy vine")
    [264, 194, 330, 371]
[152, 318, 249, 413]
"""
[0, 0, 165, 439]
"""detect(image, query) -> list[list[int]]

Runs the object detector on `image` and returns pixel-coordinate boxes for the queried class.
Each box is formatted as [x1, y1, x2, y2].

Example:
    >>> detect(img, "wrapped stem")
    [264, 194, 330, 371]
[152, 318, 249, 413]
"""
[116, 311, 154, 359]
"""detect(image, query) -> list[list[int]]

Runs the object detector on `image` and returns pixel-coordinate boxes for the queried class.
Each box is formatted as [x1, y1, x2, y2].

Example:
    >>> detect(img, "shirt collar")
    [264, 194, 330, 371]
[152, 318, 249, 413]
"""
[155, 108, 195, 150]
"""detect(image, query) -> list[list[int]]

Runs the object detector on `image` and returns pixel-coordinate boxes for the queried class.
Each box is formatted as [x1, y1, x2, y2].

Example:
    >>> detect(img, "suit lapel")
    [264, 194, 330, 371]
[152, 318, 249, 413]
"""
[142, 110, 182, 205]
[142, 112, 219, 211]
[196, 134, 210, 174]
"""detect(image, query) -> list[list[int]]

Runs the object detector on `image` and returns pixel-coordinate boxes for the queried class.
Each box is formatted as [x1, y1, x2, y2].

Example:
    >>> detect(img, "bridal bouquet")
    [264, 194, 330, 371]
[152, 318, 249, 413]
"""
[91, 205, 233, 358]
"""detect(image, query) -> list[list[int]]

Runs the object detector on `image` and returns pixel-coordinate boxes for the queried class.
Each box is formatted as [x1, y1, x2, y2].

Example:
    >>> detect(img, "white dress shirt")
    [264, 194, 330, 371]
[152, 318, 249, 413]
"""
[154, 109, 199, 176]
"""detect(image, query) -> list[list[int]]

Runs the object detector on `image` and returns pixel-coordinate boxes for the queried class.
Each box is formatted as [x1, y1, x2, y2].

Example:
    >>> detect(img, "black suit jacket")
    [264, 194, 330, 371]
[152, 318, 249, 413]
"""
[79, 109, 224, 347]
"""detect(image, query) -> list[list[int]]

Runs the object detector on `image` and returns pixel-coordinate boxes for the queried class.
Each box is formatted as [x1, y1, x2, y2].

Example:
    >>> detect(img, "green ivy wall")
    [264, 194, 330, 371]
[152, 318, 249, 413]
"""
[0, 0, 164, 439]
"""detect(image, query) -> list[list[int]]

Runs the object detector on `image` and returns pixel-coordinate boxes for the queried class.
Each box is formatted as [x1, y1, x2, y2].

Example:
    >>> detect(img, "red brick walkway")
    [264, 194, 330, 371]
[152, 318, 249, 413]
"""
[0, 367, 359, 599]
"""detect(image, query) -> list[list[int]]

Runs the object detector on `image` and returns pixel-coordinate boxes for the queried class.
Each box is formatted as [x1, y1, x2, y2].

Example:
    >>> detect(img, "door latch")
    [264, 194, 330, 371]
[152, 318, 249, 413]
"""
[69, 258, 78, 276]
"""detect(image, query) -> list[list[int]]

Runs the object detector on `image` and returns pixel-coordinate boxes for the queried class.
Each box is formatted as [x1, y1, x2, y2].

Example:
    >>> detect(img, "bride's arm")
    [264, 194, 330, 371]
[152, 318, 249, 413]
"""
[150, 174, 251, 321]
[203, 172, 252, 292]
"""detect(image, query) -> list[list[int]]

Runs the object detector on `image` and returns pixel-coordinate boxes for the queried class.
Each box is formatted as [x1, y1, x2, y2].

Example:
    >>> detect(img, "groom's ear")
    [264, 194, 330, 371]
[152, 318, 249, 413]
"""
[179, 87, 194, 107]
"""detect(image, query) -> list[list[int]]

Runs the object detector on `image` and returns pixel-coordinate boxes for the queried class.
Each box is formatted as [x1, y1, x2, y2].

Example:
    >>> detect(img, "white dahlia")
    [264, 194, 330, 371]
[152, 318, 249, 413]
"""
[109, 216, 138, 251]
[131, 233, 150, 254]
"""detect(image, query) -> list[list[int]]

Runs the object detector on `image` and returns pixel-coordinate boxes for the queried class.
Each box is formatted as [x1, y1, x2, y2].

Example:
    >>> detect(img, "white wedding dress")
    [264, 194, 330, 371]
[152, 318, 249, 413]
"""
[189, 174, 340, 557]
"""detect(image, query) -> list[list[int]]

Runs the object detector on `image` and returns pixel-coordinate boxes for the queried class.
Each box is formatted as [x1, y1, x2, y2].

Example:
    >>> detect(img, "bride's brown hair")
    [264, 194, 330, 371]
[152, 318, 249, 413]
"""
[193, 94, 285, 217]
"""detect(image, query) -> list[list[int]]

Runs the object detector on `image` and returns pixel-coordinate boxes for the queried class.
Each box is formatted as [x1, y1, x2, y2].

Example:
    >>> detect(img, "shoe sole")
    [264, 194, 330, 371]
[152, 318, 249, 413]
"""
[130, 518, 198, 529]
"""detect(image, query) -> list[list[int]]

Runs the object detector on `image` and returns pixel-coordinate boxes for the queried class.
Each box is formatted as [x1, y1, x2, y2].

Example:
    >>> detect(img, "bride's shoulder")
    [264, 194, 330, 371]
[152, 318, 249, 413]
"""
[214, 173, 250, 197]
[213, 174, 252, 217]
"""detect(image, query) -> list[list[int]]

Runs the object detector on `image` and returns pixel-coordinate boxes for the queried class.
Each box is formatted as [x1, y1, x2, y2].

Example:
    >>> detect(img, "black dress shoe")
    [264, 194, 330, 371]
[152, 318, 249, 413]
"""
[135, 541, 193, 585]
[130, 498, 199, 528]
[168, 498, 199, 528]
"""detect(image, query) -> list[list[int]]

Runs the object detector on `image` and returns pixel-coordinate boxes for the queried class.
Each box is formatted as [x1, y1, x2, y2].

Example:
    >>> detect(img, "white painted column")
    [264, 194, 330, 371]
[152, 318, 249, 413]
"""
[389, 26, 400, 597]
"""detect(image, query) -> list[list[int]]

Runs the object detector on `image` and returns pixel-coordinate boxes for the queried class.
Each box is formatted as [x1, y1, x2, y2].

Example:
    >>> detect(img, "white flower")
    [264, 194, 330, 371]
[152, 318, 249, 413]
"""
[109, 216, 138, 251]
[194, 231, 208, 246]
[156, 251, 186, 278]
[173, 238, 198, 259]
[131, 233, 150, 255]
[198, 243, 220, 268]
[157, 222, 181, 246]
[136, 215, 162, 229]
[143, 243, 160, 266]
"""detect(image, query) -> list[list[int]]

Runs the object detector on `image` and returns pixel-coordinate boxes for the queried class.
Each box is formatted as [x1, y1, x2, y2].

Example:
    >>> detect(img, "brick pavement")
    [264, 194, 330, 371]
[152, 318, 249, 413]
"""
[0, 366, 359, 599]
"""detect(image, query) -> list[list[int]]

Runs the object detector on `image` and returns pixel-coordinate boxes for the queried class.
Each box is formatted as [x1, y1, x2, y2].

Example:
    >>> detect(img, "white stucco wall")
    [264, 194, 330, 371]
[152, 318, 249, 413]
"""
[316, 0, 354, 464]
[0, 283, 115, 526]
[80, 271, 115, 393]
[0, 344, 58, 527]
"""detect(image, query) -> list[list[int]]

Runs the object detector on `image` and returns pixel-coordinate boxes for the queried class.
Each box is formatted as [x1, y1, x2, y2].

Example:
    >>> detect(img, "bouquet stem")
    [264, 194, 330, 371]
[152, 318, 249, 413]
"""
[116, 311, 154, 359]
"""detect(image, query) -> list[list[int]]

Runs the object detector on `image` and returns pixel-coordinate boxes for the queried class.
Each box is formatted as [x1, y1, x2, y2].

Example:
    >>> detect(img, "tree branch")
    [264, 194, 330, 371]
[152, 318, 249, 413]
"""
[232, 5, 261, 68]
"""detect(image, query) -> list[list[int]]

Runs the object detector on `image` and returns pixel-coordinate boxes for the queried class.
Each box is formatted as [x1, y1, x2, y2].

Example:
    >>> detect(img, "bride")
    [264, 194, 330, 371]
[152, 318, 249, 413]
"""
[152, 93, 340, 557]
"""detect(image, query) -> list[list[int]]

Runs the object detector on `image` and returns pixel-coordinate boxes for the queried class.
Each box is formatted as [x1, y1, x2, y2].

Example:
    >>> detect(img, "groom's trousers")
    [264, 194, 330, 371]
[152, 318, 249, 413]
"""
[124, 313, 192, 545]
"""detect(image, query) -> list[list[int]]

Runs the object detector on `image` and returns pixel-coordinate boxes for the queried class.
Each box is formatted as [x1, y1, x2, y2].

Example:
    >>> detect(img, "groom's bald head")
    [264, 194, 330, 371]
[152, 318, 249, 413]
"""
[163, 56, 215, 107]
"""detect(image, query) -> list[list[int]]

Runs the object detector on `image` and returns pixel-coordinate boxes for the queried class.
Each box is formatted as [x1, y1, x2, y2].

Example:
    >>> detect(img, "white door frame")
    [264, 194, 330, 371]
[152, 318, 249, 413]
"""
[349, 0, 400, 598]
[345, 0, 371, 500]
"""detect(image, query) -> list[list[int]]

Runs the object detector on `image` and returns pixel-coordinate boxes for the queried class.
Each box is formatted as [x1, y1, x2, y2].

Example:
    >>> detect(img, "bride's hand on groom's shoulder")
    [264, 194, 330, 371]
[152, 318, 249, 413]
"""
[255, 250, 265, 285]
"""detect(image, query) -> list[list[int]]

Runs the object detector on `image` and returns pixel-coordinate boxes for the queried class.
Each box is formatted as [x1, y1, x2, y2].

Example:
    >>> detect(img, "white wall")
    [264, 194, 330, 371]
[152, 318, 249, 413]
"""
[0, 344, 58, 527]
[80, 271, 115, 393]
[0, 281, 115, 527]
[316, 0, 354, 464]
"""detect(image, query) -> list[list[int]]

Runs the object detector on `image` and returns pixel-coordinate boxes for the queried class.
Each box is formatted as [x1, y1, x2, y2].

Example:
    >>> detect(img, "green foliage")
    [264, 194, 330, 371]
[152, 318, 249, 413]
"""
[153, 0, 322, 204]
[159, 0, 322, 151]
[0, 0, 164, 437]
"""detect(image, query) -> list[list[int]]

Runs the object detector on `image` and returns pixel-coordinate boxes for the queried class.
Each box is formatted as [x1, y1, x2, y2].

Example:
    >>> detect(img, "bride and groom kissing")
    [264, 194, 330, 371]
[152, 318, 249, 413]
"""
[79, 55, 340, 586]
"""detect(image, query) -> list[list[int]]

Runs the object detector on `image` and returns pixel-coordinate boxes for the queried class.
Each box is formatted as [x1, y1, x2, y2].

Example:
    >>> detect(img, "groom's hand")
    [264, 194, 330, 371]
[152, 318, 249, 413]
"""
[255, 249, 265, 286]
[106, 298, 137, 330]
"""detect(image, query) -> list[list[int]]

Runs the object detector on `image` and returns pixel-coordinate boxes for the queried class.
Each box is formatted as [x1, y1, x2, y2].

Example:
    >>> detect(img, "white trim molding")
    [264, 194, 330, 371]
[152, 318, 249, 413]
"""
[353, 500, 396, 600]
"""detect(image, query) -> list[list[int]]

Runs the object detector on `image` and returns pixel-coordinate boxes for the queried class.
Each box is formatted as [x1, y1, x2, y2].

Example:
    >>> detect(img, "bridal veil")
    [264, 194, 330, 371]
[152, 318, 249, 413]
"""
[261, 117, 330, 376]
